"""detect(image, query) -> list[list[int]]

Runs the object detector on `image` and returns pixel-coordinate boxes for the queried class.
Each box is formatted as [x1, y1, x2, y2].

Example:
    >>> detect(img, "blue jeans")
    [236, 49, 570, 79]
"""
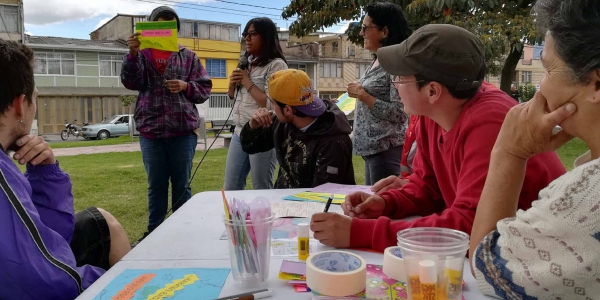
[140, 134, 197, 232]
[224, 133, 276, 190]
[363, 145, 403, 186]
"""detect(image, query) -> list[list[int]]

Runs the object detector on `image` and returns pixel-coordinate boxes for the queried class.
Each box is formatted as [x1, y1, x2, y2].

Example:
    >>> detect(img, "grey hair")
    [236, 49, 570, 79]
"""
[534, 0, 600, 84]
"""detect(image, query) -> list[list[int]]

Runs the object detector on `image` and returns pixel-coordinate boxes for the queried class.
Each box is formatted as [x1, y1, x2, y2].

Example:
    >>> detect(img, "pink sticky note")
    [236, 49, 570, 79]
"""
[280, 260, 307, 276]
[142, 29, 172, 37]
[294, 285, 311, 293]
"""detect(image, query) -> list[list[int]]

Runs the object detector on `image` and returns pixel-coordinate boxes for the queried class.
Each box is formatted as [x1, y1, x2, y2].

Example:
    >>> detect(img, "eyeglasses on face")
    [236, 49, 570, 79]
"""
[242, 31, 259, 39]
[360, 25, 379, 32]
[390, 77, 425, 88]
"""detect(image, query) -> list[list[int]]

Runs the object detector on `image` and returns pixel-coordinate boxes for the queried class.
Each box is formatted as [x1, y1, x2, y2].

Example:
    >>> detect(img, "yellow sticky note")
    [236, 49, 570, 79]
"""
[147, 274, 199, 300]
[278, 272, 306, 280]
[135, 21, 179, 52]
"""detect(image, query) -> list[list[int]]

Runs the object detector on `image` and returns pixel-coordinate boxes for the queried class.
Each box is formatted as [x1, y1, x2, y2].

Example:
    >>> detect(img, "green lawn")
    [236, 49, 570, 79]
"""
[48, 131, 222, 149]
[19, 138, 589, 243]
[49, 136, 139, 149]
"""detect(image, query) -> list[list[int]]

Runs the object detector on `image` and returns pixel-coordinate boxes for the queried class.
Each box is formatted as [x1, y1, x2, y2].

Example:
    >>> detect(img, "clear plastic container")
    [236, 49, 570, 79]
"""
[223, 214, 274, 288]
[397, 228, 470, 300]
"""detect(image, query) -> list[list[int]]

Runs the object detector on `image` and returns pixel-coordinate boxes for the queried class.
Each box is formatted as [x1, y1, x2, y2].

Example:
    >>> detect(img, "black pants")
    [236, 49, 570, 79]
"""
[69, 207, 112, 270]
[362, 145, 403, 186]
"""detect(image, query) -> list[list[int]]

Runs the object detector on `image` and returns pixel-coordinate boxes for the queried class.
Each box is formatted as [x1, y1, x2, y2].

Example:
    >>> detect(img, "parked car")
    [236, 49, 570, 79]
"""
[81, 114, 133, 140]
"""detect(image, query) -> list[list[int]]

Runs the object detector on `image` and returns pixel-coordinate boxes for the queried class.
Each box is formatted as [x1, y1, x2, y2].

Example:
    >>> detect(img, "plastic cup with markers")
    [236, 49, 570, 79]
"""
[396, 228, 470, 300]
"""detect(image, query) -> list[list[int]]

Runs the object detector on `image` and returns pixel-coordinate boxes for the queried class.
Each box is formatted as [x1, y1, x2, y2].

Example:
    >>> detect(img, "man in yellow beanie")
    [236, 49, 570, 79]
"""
[240, 69, 355, 188]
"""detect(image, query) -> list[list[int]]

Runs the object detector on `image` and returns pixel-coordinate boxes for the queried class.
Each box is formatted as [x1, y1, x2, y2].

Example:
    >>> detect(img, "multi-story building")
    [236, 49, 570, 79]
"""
[25, 35, 136, 134]
[316, 33, 372, 100]
[487, 44, 544, 89]
[0, 0, 24, 43]
[278, 29, 319, 88]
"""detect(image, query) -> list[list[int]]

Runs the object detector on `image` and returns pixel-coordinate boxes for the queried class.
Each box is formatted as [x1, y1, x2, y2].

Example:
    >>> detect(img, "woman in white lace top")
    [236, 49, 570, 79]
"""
[470, 0, 600, 298]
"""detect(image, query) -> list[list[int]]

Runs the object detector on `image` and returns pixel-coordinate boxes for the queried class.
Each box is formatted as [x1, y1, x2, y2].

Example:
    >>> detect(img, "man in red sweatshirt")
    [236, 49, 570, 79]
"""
[310, 24, 567, 252]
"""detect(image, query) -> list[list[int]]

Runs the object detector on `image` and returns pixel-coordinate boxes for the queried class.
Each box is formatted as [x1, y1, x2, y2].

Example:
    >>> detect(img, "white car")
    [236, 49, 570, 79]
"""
[80, 114, 133, 140]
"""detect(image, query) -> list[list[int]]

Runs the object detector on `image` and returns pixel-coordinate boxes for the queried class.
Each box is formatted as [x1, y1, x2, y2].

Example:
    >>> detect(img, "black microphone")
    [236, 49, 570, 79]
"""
[236, 56, 249, 92]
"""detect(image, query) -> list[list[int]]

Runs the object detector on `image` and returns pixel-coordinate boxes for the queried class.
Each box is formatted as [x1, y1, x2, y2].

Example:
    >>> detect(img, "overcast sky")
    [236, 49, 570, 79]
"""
[23, 0, 350, 39]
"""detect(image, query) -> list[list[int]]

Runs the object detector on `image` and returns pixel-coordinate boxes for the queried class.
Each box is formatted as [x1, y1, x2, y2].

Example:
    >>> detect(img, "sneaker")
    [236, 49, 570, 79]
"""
[131, 231, 150, 248]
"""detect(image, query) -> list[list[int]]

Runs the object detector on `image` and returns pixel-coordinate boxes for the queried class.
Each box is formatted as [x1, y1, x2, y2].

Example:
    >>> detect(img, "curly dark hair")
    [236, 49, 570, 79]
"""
[0, 39, 34, 113]
[364, 2, 412, 48]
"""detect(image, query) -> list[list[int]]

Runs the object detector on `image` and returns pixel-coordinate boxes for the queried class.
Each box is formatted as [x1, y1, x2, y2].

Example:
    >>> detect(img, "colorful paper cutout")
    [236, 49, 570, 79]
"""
[135, 21, 179, 52]
[92, 268, 229, 300]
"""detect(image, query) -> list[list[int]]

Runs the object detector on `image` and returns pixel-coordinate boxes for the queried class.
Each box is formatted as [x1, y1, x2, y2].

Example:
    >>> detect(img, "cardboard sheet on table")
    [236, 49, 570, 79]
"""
[220, 218, 312, 240]
[310, 183, 374, 195]
[271, 202, 326, 218]
[271, 238, 318, 257]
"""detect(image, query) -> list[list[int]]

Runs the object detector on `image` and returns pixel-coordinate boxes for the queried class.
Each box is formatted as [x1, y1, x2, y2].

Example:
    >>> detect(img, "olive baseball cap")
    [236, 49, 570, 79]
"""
[377, 24, 485, 91]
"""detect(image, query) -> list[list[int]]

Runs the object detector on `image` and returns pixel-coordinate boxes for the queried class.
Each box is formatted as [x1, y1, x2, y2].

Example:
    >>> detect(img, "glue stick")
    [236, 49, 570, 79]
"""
[407, 260, 423, 300]
[297, 223, 309, 261]
[442, 258, 463, 300]
[419, 260, 438, 300]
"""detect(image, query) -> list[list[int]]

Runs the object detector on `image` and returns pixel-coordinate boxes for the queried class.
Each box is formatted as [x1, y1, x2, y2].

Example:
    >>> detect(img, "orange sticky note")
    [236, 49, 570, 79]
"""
[112, 273, 156, 300]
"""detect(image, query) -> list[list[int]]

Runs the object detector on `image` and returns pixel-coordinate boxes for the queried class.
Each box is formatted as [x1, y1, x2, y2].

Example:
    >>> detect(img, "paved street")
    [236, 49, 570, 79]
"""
[44, 136, 225, 157]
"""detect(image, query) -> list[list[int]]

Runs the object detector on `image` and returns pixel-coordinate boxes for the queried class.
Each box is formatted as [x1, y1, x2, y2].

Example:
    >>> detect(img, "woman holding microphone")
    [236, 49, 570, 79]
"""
[224, 17, 287, 190]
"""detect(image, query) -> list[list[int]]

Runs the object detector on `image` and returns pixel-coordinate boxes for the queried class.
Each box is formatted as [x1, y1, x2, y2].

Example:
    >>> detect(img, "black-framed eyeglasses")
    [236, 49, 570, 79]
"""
[242, 31, 259, 39]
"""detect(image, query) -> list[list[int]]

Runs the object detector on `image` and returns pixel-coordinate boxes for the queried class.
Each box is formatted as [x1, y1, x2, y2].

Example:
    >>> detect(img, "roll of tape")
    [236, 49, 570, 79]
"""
[306, 251, 367, 297]
[383, 246, 407, 282]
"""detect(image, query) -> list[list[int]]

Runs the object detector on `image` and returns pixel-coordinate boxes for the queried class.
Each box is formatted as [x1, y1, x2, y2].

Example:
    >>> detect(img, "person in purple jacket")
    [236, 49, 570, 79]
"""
[121, 6, 213, 246]
[0, 40, 131, 299]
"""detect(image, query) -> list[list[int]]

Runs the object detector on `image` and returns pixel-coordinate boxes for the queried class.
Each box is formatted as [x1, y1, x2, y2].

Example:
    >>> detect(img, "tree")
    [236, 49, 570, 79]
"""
[119, 95, 136, 107]
[282, 0, 543, 93]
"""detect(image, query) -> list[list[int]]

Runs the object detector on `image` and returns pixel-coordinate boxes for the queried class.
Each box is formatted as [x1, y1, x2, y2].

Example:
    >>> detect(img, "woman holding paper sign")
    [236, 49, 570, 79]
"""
[223, 17, 288, 191]
[346, 2, 411, 186]
[121, 6, 213, 246]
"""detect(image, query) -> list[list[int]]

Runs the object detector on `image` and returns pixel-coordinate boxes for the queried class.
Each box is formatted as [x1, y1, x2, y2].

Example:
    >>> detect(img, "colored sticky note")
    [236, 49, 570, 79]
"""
[294, 285, 311, 293]
[135, 21, 179, 52]
[278, 272, 306, 281]
[280, 260, 307, 276]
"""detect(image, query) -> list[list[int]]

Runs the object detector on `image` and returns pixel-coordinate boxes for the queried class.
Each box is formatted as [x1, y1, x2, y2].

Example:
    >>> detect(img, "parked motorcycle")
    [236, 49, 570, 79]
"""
[61, 120, 88, 141]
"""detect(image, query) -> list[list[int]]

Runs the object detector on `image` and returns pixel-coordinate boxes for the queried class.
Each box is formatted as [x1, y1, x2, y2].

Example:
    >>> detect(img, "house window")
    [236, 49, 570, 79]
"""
[320, 93, 339, 101]
[278, 31, 289, 41]
[332, 42, 339, 53]
[34, 52, 75, 75]
[222, 25, 239, 42]
[356, 63, 369, 79]
[349, 46, 356, 56]
[320, 62, 342, 78]
[206, 59, 227, 78]
[99, 55, 123, 77]
[288, 63, 307, 72]
[181, 22, 239, 41]
[521, 71, 532, 84]
[0, 5, 19, 33]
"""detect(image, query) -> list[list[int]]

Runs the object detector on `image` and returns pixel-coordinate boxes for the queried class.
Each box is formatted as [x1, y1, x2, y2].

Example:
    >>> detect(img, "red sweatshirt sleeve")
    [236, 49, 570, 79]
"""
[351, 116, 503, 252]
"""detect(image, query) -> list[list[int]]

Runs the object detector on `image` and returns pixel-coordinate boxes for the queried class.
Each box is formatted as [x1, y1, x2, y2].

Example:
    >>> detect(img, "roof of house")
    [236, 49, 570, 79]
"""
[91, 14, 147, 34]
[37, 87, 138, 97]
[285, 54, 318, 62]
[25, 35, 128, 50]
